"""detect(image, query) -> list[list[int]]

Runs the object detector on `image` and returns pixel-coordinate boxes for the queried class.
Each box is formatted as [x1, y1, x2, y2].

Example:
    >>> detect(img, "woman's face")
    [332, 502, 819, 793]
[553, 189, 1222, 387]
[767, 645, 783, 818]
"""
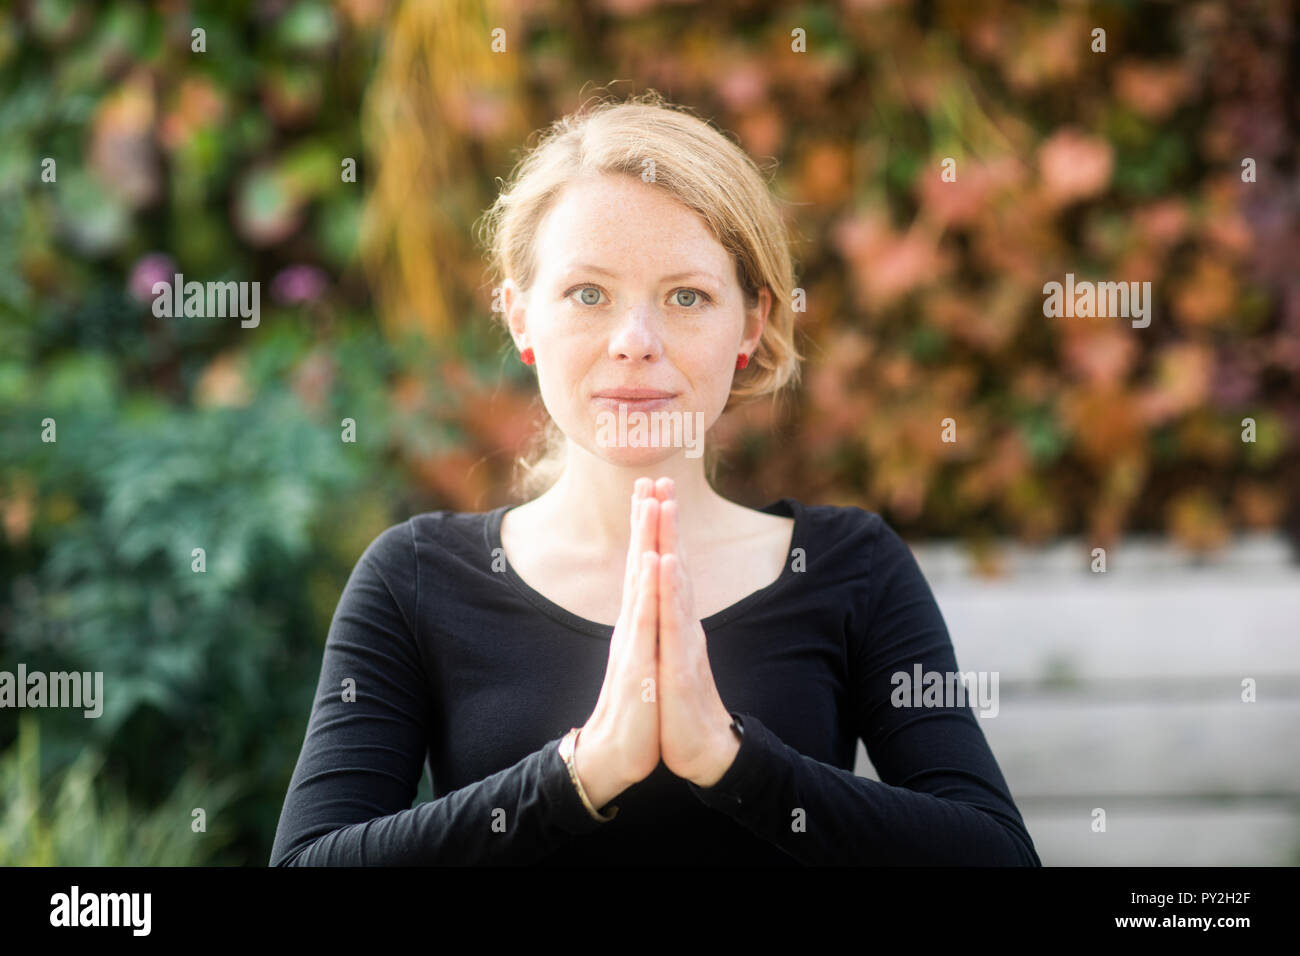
[506, 172, 769, 465]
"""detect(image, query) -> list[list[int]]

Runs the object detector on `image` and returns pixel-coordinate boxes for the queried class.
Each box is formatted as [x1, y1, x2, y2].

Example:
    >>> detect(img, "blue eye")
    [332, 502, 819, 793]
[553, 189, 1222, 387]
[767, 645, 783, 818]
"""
[672, 288, 713, 308]
[563, 285, 712, 308]
[564, 285, 606, 306]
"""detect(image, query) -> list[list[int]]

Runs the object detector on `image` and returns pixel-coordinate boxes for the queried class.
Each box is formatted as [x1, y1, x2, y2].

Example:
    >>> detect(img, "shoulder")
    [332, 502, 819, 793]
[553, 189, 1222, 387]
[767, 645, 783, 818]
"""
[342, 520, 418, 610]
[790, 502, 946, 649]
[343, 509, 494, 622]
[359, 518, 415, 563]
[790, 499, 928, 599]
[793, 499, 902, 565]
[356, 508, 504, 586]
[359, 508, 489, 557]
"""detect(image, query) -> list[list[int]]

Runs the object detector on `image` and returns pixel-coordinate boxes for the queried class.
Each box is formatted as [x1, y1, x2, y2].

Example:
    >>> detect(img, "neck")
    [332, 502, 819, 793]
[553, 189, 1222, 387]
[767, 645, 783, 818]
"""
[522, 439, 729, 555]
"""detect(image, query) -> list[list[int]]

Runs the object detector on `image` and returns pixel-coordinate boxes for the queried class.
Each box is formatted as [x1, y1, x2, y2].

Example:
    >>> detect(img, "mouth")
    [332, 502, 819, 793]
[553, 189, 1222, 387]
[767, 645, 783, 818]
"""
[591, 390, 677, 411]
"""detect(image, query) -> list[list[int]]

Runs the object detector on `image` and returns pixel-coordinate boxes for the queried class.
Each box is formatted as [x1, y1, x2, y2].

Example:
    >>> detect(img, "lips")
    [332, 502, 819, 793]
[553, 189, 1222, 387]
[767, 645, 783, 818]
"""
[592, 388, 676, 400]
[591, 389, 677, 413]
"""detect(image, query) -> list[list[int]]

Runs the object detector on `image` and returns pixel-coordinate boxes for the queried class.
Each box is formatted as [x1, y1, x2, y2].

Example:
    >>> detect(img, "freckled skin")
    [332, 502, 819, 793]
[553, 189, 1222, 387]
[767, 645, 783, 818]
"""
[503, 172, 767, 475]
[498, 169, 777, 560]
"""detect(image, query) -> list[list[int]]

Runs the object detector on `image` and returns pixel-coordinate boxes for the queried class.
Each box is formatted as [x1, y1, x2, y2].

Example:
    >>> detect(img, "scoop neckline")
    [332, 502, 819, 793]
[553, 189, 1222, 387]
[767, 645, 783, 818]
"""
[485, 497, 807, 640]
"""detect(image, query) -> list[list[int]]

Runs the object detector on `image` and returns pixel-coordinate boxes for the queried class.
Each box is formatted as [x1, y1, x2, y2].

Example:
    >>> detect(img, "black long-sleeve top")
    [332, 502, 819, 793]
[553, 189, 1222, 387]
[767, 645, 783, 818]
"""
[269, 497, 1041, 866]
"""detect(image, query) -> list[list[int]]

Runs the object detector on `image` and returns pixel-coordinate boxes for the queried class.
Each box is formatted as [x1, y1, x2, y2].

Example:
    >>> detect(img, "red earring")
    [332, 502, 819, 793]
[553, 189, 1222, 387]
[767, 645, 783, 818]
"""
[520, 348, 535, 365]
[736, 353, 749, 370]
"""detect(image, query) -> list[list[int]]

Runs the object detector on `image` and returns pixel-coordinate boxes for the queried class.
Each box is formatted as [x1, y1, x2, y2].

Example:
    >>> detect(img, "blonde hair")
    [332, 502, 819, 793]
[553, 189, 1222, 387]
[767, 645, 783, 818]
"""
[475, 89, 802, 501]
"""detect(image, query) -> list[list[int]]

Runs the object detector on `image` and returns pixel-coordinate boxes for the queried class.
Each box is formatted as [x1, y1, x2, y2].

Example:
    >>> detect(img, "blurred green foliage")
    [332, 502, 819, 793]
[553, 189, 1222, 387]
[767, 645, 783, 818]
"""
[0, 715, 240, 865]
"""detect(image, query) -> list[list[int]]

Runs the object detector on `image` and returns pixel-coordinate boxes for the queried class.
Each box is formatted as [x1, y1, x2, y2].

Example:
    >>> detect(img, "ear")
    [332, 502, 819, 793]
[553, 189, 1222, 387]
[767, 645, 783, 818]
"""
[503, 278, 528, 349]
[741, 286, 771, 356]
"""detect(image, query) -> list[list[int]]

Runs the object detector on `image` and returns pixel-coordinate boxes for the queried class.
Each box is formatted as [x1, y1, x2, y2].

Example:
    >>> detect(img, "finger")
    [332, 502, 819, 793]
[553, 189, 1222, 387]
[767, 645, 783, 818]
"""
[634, 550, 659, 663]
[622, 487, 654, 614]
[653, 480, 673, 540]
[659, 498, 678, 562]
[641, 494, 660, 557]
[658, 552, 681, 668]
[662, 493, 689, 572]
[660, 511, 696, 640]
[634, 476, 652, 510]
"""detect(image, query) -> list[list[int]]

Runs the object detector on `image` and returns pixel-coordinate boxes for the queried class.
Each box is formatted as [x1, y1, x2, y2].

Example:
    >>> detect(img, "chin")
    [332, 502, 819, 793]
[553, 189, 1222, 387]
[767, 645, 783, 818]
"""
[581, 405, 712, 465]
[592, 445, 682, 466]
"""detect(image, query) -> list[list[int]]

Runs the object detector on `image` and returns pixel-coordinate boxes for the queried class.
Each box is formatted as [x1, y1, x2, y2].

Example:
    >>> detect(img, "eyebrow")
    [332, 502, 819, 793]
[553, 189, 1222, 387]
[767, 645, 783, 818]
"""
[561, 264, 723, 286]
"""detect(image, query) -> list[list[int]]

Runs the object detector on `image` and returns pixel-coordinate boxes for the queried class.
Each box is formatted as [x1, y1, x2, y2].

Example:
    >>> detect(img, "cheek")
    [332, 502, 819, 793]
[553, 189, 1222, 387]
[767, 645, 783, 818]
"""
[537, 350, 593, 408]
[683, 325, 737, 364]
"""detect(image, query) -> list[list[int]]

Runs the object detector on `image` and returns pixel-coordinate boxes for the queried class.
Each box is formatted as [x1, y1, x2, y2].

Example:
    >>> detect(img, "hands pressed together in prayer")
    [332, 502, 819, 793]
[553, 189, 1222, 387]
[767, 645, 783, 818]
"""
[572, 477, 741, 811]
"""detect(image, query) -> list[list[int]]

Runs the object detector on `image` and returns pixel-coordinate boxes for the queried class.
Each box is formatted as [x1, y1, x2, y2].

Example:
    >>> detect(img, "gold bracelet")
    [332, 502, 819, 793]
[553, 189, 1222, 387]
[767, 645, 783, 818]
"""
[558, 727, 618, 822]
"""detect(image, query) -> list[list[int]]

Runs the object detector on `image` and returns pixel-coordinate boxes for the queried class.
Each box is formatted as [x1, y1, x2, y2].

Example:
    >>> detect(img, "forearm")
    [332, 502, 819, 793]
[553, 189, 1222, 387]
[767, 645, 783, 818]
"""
[273, 735, 607, 865]
[688, 713, 1040, 866]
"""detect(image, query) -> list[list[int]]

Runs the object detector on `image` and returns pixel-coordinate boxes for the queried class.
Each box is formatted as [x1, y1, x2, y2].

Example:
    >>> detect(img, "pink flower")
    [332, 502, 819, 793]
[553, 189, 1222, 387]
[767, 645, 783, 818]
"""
[271, 265, 328, 305]
[127, 253, 177, 304]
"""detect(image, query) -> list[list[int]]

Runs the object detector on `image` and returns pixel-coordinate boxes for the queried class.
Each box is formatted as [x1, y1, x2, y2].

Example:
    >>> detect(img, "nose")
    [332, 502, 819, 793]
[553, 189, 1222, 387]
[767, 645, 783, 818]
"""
[607, 302, 664, 362]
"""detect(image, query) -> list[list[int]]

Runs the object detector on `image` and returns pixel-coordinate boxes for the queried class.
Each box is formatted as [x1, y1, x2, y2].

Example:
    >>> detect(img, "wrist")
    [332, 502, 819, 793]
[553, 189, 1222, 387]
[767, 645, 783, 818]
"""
[572, 727, 624, 812]
[691, 718, 742, 789]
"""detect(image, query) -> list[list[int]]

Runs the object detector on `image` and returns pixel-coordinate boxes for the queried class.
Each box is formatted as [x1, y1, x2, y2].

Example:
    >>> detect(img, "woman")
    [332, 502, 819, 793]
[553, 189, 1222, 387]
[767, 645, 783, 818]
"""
[269, 92, 1041, 866]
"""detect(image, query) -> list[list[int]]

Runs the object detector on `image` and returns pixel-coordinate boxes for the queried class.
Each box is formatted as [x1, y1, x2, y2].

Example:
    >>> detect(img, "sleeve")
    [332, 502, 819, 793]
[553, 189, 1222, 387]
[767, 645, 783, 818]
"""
[687, 513, 1042, 866]
[268, 520, 608, 866]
